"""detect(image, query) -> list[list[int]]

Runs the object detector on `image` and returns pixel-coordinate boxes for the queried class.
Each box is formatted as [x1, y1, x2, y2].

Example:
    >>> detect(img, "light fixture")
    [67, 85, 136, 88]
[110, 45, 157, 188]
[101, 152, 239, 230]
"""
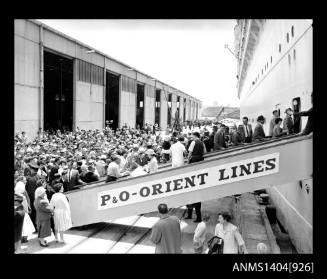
[127, 68, 134, 71]
[86, 49, 95, 54]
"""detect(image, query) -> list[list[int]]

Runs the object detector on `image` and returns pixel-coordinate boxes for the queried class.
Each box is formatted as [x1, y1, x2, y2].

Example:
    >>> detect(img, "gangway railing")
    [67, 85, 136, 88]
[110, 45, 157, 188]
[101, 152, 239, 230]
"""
[66, 134, 312, 227]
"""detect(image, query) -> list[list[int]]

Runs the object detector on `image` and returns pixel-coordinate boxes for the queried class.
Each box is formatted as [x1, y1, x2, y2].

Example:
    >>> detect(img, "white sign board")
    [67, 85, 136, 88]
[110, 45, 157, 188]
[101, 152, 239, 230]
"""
[98, 153, 279, 210]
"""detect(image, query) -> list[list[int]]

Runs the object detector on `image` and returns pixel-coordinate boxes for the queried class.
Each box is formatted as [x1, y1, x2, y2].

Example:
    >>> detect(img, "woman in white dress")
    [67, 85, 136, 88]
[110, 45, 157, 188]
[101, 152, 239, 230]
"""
[49, 182, 72, 243]
[214, 212, 247, 254]
[14, 179, 35, 242]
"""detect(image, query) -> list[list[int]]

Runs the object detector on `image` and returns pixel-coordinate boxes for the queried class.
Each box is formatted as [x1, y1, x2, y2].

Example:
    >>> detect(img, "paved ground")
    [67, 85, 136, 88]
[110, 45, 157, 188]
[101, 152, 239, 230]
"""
[18, 197, 235, 254]
[17, 194, 296, 254]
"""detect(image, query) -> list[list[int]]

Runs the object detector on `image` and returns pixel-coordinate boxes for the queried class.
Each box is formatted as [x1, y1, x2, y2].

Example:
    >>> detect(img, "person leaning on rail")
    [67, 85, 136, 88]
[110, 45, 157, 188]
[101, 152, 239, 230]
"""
[293, 92, 313, 136]
[253, 115, 267, 142]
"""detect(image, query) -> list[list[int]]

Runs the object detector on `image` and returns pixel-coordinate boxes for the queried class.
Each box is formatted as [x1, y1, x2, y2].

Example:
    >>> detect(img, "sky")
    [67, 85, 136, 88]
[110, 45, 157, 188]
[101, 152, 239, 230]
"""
[39, 19, 240, 108]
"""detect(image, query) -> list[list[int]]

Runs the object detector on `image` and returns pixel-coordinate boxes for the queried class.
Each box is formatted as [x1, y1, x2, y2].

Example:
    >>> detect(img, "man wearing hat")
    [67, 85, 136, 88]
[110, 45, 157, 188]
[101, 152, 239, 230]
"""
[25, 161, 41, 228]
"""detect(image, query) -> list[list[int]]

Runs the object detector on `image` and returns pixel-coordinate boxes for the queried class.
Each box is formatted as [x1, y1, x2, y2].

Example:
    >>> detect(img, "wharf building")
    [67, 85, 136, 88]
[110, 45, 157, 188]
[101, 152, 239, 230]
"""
[15, 19, 202, 138]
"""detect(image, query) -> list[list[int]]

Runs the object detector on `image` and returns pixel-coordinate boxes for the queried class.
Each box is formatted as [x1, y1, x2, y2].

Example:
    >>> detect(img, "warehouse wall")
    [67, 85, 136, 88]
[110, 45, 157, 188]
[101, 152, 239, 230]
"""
[15, 20, 200, 136]
[75, 81, 104, 130]
[15, 20, 41, 139]
[144, 84, 155, 126]
[120, 90, 136, 128]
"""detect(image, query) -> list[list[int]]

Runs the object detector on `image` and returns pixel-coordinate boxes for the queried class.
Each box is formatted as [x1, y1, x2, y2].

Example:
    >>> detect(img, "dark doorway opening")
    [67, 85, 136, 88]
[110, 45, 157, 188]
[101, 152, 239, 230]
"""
[44, 51, 73, 132]
[155, 89, 161, 126]
[292, 97, 301, 133]
[106, 72, 120, 130]
[183, 98, 186, 121]
[136, 84, 145, 129]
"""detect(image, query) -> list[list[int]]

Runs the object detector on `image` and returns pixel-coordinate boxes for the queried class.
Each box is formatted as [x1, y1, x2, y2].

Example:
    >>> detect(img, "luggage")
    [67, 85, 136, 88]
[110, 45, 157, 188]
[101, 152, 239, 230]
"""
[207, 236, 224, 254]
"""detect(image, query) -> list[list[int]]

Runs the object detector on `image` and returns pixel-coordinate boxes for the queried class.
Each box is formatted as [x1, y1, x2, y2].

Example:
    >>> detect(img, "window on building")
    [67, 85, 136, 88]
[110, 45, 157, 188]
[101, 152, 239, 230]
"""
[279, 44, 281, 53]
[77, 59, 104, 85]
[291, 26, 294, 37]
[288, 54, 291, 65]
[286, 33, 289, 43]
[271, 56, 273, 63]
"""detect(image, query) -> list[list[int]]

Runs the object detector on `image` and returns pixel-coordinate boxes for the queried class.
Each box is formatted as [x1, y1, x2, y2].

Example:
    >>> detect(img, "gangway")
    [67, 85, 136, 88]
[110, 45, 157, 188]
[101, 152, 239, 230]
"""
[66, 134, 312, 227]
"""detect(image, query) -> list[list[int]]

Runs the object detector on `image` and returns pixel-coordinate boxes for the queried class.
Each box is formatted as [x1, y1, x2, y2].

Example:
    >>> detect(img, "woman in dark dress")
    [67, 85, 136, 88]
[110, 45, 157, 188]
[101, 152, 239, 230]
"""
[34, 187, 53, 247]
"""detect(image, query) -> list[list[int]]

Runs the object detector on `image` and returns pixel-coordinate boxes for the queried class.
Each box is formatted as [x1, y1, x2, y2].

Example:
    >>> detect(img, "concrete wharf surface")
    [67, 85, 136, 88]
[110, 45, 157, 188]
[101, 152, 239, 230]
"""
[19, 194, 292, 254]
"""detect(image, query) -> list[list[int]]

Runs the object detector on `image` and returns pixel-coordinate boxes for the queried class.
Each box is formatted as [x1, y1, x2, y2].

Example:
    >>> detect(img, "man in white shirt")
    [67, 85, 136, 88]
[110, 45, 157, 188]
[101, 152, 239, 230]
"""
[169, 136, 186, 168]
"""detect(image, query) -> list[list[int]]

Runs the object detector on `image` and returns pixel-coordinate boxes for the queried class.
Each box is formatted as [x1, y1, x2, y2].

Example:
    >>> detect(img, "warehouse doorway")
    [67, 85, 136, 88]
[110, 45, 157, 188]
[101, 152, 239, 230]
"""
[136, 84, 145, 129]
[43, 51, 73, 132]
[106, 72, 120, 130]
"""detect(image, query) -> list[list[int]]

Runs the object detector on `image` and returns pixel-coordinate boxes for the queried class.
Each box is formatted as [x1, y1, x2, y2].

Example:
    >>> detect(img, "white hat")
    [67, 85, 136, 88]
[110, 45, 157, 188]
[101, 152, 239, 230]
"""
[34, 187, 46, 199]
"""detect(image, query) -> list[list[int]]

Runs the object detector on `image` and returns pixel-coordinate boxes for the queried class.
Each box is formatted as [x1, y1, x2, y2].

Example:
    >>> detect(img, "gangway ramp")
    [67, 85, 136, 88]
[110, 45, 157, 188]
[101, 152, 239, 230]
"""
[66, 134, 312, 227]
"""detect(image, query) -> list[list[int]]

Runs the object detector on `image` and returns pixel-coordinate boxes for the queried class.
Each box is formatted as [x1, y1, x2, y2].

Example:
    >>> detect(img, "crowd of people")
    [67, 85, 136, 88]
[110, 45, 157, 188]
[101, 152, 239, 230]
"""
[14, 97, 312, 253]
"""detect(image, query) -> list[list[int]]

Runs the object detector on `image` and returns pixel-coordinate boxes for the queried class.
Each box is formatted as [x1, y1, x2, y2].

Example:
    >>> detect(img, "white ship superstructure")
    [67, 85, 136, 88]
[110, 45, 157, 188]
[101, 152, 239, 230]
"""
[234, 19, 313, 253]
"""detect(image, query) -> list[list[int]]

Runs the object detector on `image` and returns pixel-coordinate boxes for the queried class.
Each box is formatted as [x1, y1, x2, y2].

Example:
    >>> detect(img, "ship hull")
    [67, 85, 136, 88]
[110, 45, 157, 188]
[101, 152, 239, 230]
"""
[235, 19, 313, 253]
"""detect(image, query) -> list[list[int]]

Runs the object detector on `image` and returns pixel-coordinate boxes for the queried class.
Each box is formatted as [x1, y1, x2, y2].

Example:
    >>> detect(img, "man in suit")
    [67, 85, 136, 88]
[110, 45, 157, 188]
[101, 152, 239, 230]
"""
[209, 125, 218, 151]
[67, 159, 86, 191]
[185, 132, 207, 222]
[48, 157, 60, 184]
[253, 115, 266, 141]
[25, 161, 41, 228]
[239, 117, 253, 143]
[283, 108, 295, 135]
[53, 166, 70, 192]
[213, 124, 227, 151]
